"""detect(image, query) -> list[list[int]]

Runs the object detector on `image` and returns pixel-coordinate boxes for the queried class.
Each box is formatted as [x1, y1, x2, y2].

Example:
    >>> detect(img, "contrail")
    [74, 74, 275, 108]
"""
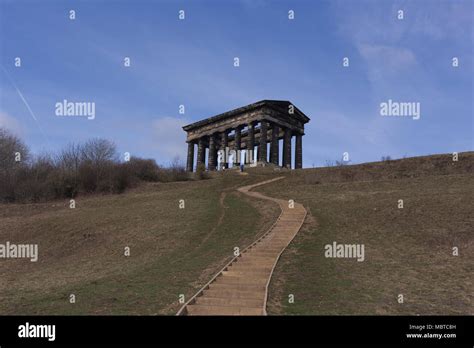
[1, 64, 51, 147]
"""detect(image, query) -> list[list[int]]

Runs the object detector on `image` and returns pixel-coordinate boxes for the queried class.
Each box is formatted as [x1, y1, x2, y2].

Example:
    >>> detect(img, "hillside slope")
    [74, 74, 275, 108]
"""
[1, 152, 472, 315]
[256, 152, 473, 315]
[0, 173, 280, 314]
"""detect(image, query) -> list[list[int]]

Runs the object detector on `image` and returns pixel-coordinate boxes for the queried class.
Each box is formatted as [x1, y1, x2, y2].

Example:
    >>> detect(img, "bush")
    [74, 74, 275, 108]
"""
[112, 163, 134, 193]
[168, 157, 188, 181]
[127, 157, 159, 182]
[195, 163, 208, 180]
[0, 128, 193, 203]
[12, 155, 58, 202]
[0, 129, 30, 202]
[78, 161, 97, 193]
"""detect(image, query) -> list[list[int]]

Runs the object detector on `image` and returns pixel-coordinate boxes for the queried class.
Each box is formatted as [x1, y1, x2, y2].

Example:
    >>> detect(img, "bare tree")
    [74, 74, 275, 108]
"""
[127, 156, 159, 181]
[0, 128, 29, 173]
[80, 138, 117, 164]
[57, 143, 82, 173]
[0, 128, 30, 201]
[79, 138, 118, 192]
[1, 131, 192, 202]
[56, 143, 83, 197]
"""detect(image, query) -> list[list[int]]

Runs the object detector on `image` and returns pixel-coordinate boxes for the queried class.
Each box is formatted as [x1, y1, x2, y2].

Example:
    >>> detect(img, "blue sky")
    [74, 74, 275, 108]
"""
[0, 0, 472, 167]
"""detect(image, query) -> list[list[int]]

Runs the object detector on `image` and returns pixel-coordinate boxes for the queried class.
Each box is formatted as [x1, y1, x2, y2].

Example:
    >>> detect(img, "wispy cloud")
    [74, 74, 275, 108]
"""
[357, 43, 417, 82]
[0, 111, 23, 135]
[334, 0, 473, 45]
[148, 116, 190, 162]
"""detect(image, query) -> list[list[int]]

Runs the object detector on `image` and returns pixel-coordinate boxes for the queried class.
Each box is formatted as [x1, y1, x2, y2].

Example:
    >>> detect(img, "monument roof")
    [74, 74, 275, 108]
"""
[182, 100, 310, 131]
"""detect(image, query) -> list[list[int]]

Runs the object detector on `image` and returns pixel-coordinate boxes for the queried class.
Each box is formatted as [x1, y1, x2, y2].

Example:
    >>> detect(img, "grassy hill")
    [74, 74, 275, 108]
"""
[0, 152, 472, 315]
[0, 172, 280, 314]
[255, 152, 473, 315]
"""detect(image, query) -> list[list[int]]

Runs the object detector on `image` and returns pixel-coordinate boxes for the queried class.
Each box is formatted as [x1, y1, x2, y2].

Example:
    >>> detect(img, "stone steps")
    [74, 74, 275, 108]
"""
[213, 276, 267, 286]
[186, 304, 263, 315]
[222, 270, 270, 277]
[227, 266, 273, 274]
[202, 288, 265, 300]
[180, 177, 306, 316]
[195, 296, 264, 308]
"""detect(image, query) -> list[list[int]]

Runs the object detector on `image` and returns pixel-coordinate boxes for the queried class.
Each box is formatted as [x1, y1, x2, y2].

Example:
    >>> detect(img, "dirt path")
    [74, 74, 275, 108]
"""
[177, 177, 307, 315]
[199, 191, 228, 246]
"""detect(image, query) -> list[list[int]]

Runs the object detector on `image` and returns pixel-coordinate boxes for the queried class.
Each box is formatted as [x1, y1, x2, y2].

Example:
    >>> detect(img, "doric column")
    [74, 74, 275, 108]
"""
[259, 120, 268, 162]
[196, 137, 205, 169]
[214, 137, 219, 168]
[221, 130, 228, 169]
[234, 126, 241, 166]
[283, 128, 292, 168]
[208, 134, 216, 171]
[186, 142, 194, 172]
[295, 134, 303, 169]
[247, 122, 255, 164]
[270, 123, 279, 165]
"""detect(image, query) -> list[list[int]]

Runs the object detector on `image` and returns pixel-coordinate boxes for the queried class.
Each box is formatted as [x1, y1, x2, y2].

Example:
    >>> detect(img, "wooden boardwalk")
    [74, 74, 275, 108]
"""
[177, 177, 307, 315]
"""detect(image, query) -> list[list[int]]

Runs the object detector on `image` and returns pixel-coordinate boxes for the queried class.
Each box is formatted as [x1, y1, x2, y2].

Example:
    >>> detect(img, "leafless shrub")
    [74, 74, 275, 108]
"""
[17, 155, 58, 202]
[195, 163, 209, 180]
[0, 129, 191, 203]
[168, 156, 188, 181]
[112, 162, 134, 193]
[127, 157, 159, 182]
[79, 138, 118, 191]
[56, 143, 82, 197]
[0, 128, 29, 169]
[325, 160, 334, 167]
[0, 128, 30, 202]
[335, 159, 349, 167]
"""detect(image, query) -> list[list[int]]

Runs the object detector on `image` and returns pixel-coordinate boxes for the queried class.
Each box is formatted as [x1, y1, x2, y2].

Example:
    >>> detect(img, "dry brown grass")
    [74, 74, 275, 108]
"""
[258, 152, 474, 315]
[0, 173, 280, 314]
[1, 152, 471, 315]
